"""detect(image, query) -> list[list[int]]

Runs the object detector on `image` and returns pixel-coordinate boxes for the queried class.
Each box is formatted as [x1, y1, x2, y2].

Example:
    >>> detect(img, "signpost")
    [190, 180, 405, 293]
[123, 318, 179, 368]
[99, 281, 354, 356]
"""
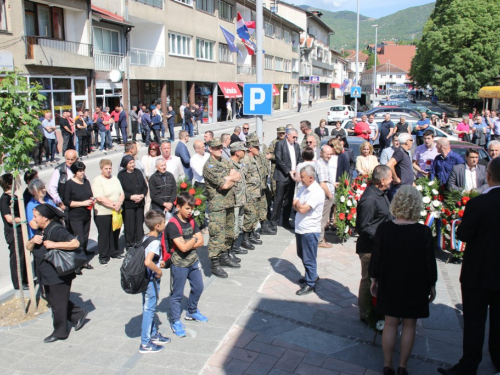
[243, 83, 273, 116]
[351, 86, 361, 98]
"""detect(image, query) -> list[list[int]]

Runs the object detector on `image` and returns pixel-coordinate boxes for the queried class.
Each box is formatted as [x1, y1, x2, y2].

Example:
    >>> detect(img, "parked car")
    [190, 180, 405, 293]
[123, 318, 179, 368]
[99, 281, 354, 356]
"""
[399, 103, 449, 118]
[449, 141, 490, 163]
[389, 93, 408, 100]
[379, 100, 410, 106]
[327, 105, 354, 124]
[358, 107, 421, 118]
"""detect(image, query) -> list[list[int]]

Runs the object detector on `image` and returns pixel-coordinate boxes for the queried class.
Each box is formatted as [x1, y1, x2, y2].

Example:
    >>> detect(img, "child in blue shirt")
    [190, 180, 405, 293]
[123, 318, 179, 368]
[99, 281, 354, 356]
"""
[139, 210, 170, 354]
[166, 192, 207, 337]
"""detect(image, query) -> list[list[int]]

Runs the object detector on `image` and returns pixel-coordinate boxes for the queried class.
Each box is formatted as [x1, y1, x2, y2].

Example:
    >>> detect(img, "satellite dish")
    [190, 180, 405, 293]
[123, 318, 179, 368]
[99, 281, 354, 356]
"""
[110, 69, 122, 83]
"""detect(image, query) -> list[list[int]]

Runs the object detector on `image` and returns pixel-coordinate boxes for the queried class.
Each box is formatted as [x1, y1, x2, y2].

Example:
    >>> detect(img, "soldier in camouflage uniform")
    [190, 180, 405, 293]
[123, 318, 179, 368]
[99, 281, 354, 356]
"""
[241, 135, 263, 248]
[299, 120, 320, 149]
[266, 127, 287, 228]
[224, 142, 250, 255]
[203, 138, 241, 278]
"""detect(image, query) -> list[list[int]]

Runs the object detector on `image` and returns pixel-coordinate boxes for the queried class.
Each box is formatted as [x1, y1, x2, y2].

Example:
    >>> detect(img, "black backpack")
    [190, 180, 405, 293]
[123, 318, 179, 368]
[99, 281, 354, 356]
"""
[120, 236, 157, 294]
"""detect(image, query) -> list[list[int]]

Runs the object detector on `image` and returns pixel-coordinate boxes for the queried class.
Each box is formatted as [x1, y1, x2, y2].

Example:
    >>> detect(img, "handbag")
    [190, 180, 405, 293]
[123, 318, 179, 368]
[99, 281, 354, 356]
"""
[43, 225, 88, 276]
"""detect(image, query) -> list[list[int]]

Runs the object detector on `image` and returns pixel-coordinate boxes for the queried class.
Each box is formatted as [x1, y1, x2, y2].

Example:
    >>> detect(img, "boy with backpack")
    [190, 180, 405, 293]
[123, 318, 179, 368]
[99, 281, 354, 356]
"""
[165, 192, 207, 337]
[139, 210, 171, 353]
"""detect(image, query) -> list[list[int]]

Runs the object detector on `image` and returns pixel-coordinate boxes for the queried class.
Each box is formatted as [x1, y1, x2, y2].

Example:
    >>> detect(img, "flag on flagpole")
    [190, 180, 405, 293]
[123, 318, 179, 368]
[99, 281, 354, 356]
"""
[236, 12, 251, 40]
[242, 38, 256, 55]
[219, 26, 243, 57]
[245, 21, 256, 35]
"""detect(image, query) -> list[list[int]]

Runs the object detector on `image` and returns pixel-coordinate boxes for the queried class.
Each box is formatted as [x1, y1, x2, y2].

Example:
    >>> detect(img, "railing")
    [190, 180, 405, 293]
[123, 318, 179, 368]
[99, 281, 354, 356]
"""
[133, 0, 163, 8]
[130, 48, 165, 67]
[24, 36, 92, 59]
[237, 64, 255, 75]
[94, 53, 125, 71]
[292, 45, 299, 53]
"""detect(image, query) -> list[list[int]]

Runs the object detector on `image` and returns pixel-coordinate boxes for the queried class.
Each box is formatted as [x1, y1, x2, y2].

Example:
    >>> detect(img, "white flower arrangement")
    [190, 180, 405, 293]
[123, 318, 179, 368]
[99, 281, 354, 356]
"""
[340, 196, 345, 203]
[345, 226, 349, 234]
[421, 210, 427, 217]
[376, 320, 385, 331]
[418, 220, 425, 225]
[422, 196, 431, 204]
[432, 189, 439, 195]
[444, 233, 450, 240]
[193, 210, 200, 217]
[428, 181, 435, 186]
[347, 200, 352, 207]
[415, 185, 423, 191]
[361, 183, 367, 188]
[432, 200, 441, 208]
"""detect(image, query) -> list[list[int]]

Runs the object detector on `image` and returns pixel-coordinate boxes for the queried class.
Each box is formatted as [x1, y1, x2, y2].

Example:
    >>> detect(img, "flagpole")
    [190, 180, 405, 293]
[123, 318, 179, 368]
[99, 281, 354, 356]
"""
[354, 0, 359, 116]
[256, 0, 263, 139]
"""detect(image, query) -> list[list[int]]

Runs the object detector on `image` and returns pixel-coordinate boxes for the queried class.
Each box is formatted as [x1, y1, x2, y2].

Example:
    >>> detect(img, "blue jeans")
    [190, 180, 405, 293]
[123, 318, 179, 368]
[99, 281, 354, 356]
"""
[295, 233, 319, 287]
[120, 126, 127, 144]
[161, 123, 165, 138]
[45, 138, 56, 162]
[185, 121, 193, 137]
[99, 131, 106, 150]
[141, 280, 159, 345]
[105, 130, 113, 149]
[75, 135, 79, 154]
[170, 261, 204, 322]
[168, 123, 175, 141]
[181, 118, 186, 131]
[387, 183, 402, 202]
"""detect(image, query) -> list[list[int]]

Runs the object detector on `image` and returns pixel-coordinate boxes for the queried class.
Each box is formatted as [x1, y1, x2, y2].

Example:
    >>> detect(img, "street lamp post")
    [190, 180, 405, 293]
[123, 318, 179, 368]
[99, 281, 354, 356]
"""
[371, 24, 378, 107]
[354, 0, 359, 115]
[387, 59, 390, 93]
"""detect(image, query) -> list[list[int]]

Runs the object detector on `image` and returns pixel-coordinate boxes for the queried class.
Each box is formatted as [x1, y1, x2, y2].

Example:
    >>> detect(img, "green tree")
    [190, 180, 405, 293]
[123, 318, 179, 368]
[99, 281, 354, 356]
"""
[366, 53, 375, 70]
[0, 70, 45, 314]
[410, 0, 500, 115]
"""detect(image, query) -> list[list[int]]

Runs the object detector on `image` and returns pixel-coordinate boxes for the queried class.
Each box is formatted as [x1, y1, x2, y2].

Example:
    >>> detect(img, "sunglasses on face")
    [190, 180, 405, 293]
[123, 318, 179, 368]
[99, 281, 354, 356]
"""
[292, 136, 298, 139]
[306, 141, 314, 144]
[243, 128, 249, 130]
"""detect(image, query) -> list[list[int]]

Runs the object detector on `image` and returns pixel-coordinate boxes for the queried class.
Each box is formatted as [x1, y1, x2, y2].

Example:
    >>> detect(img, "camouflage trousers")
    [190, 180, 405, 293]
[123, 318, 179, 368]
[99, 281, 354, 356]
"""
[208, 207, 235, 258]
[270, 166, 277, 197]
[243, 198, 260, 232]
[233, 205, 245, 239]
[259, 188, 269, 222]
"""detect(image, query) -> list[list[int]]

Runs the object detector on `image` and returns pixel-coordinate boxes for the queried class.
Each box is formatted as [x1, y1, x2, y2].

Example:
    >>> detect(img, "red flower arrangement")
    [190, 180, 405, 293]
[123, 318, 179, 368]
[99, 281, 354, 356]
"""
[195, 198, 202, 206]
[461, 196, 470, 205]
[189, 188, 196, 195]
[458, 210, 464, 218]
[180, 182, 188, 189]
[339, 213, 345, 220]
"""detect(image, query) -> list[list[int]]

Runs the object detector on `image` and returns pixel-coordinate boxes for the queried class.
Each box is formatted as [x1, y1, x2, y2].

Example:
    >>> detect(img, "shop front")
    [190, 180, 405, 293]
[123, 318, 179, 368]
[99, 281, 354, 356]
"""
[218, 82, 242, 122]
[272, 84, 280, 110]
[95, 80, 122, 111]
[194, 83, 212, 123]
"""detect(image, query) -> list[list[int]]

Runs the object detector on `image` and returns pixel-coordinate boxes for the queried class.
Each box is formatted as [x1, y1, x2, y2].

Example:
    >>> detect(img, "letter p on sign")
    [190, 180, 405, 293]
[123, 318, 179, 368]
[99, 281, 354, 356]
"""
[243, 84, 273, 116]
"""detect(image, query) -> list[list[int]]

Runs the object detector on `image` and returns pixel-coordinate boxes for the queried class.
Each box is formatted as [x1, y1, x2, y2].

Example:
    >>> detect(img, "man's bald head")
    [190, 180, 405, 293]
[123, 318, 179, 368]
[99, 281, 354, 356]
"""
[436, 138, 451, 156]
[64, 150, 78, 167]
[193, 140, 205, 156]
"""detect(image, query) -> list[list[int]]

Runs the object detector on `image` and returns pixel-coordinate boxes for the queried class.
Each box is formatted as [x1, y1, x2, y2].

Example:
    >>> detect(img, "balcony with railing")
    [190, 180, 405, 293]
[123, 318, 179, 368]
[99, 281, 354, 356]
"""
[133, 0, 163, 8]
[24, 36, 94, 69]
[94, 52, 125, 71]
[237, 64, 256, 75]
[130, 48, 165, 67]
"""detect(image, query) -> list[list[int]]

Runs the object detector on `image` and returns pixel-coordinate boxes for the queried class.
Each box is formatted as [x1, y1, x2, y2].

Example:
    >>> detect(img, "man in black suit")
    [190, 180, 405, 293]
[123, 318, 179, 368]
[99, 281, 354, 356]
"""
[271, 128, 301, 230]
[438, 158, 500, 375]
[448, 148, 489, 193]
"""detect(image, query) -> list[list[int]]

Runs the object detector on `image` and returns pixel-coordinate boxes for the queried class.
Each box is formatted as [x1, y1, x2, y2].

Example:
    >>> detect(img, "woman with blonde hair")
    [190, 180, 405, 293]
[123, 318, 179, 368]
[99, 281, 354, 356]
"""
[369, 186, 437, 375]
[356, 141, 379, 175]
[314, 119, 329, 139]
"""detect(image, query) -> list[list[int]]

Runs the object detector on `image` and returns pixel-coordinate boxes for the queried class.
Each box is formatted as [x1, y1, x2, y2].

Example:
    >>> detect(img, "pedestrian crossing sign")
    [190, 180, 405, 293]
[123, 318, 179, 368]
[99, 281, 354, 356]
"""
[351, 86, 361, 98]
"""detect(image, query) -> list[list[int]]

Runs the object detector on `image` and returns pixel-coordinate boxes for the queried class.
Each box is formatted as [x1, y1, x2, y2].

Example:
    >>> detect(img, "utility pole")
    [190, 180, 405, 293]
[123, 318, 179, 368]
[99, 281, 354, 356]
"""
[354, 0, 359, 115]
[372, 25, 378, 107]
[256, 0, 263, 139]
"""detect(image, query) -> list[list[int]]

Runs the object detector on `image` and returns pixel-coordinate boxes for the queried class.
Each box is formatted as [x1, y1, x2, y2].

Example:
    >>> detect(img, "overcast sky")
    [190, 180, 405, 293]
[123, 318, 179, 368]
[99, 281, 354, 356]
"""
[286, 0, 434, 18]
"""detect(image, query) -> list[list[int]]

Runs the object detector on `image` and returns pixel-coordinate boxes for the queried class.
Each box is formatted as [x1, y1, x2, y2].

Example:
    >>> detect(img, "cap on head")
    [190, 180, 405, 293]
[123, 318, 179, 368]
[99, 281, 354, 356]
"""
[208, 138, 223, 147]
[277, 126, 286, 133]
[230, 142, 248, 153]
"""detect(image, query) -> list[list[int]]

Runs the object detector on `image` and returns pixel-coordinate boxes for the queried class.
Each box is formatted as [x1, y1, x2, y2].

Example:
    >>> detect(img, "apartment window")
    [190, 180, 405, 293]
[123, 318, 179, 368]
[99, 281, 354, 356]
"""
[264, 22, 273, 37]
[380, 74, 385, 78]
[275, 57, 283, 71]
[396, 75, 402, 79]
[196, 38, 214, 61]
[0, 0, 7, 31]
[24, 0, 65, 39]
[173, 0, 193, 6]
[94, 27, 120, 54]
[219, 43, 233, 63]
[284, 30, 291, 44]
[197, 0, 214, 14]
[265, 55, 273, 70]
[284, 59, 291, 72]
[292, 58, 299, 72]
[219, 0, 233, 21]
[275, 26, 282, 40]
[169, 32, 192, 57]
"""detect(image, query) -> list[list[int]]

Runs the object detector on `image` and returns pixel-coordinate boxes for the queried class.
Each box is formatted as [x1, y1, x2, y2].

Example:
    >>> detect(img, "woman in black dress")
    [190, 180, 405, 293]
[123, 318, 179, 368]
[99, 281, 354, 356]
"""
[369, 186, 438, 375]
[117, 155, 148, 248]
[0, 174, 28, 290]
[63, 161, 94, 271]
[26, 204, 87, 343]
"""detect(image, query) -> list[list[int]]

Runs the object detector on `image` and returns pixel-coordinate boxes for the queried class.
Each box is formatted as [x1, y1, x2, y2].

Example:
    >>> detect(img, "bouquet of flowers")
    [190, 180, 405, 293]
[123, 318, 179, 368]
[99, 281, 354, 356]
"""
[351, 174, 370, 202]
[365, 295, 385, 334]
[414, 177, 443, 236]
[334, 172, 357, 242]
[176, 178, 207, 227]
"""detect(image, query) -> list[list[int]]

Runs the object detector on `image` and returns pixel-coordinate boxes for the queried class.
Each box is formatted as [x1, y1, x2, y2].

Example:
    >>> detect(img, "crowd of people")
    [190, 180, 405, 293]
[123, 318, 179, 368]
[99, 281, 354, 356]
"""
[2, 110, 499, 373]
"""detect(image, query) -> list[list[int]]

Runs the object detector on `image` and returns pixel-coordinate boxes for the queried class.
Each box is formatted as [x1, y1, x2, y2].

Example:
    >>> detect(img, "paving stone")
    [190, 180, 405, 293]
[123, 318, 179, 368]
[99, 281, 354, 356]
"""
[323, 357, 367, 374]
[245, 341, 287, 357]
[11, 354, 63, 374]
[268, 369, 295, 375]
[302, 351, 327, 366]
[207, 353, 232, 367]
[223, 328, 258, 348]
[274, 349, 306, 372]
[217, 345, 259, 363]
[245, 353, 280, 375]
[295, 363, 342, 375]
[276, 327, 358, 355]
[252, 333, 275, 344]
[220, 358, 252, 375]
[271, 338, 309, 353]
[79, 349, 131, 369]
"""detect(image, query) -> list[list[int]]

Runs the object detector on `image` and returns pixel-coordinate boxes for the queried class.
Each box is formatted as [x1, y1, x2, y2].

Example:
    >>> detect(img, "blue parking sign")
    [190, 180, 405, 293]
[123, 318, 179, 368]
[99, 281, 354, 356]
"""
[243, 84, 273, 116]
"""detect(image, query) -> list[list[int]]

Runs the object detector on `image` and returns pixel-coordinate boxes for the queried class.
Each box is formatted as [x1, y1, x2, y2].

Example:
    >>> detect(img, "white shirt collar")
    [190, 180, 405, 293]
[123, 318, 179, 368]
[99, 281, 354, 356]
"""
[465, 164, 476, 172]
[483, 185, 500, 194]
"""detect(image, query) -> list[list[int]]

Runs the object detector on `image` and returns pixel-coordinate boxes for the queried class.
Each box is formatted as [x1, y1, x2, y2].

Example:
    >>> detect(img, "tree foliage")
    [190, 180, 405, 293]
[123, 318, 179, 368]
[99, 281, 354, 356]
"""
[0, 70, 45, 177]
[410, 0, 500, 105]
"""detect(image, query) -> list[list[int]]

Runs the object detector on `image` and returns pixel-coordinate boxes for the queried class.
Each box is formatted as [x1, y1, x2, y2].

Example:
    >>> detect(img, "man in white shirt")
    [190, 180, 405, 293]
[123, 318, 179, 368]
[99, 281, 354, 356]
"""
[412, 130, 439, 178]
[179, 101, 186, 131]
[367, 114, 379, 145]
[315, 145, 335, 248]
[42, 112, 57, 163]
[448, 148, 489, 193]
[190, 140, 210, 187]
[293, 165, 324, 296]
[159, 140, 184, 181]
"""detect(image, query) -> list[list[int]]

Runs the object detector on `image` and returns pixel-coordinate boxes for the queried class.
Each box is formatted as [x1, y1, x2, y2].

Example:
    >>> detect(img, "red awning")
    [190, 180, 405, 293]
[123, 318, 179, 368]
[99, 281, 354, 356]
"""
[218, 82, 242, 98]
[331, 83, 340, 88]
[272, 84, 280, 96]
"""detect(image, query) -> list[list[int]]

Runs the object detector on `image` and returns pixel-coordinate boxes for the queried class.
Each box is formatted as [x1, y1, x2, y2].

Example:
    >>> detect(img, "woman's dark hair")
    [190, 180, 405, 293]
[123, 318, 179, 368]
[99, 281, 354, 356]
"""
[0, 173, 13, 191]
[301, 147, 315, 161]
[176, 192, 195, 207]
[24, 170, 38, 184]
[70, 161, 86, 175]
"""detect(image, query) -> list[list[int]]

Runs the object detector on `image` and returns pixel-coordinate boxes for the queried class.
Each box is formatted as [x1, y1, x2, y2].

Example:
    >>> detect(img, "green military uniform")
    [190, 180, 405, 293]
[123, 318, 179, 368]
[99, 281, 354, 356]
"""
[224, 142, 247, 240]
[242, 152, 261, 232]
[300, 131, 320, 149]
[268, 127, 286, 197]
[203, 149, 236, 259]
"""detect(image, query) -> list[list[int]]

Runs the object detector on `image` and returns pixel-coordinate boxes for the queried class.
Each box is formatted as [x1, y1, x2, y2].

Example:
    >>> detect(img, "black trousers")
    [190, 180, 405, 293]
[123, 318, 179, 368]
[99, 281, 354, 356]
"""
[271, 179, 295, 226]
[297, 103, 301, 112]
[416, 136, 424, 146]
[44, 279, 85, 339]
[32, 140, 44, 166]
[93, 128, 99, 147]
[62, 133, 74, 153]
[453, 286, 500, 374]
[153, 129, 161, 144]
[131, 121, 138, 141]
[123, 206, 145, 248]
[86, 133, 92, 154]
[68, 216, 91, 254]
[5, 228, 27, 289]
[94, 214, 120, 261]
[78, 135, 87, 156]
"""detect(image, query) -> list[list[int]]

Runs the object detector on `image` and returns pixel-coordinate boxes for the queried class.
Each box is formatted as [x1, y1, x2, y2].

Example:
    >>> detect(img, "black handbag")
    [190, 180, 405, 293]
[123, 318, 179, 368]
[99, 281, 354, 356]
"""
[43, 225, 88, 276]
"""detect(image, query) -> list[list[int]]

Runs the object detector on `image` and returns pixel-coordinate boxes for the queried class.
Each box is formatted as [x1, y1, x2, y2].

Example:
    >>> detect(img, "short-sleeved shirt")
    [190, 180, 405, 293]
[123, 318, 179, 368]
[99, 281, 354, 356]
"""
[413, 144, 439, 178]
[392, 147, 414, 186]
[97, 117, 106, 132]
[0, 193, 19, 233]
[59, 118, 71, 136]
[143, 235, 162, 279]
[166, 214, 201, 267]
[42, 119, 56, 139]
[91, 175, 124, 216]
[26, 197, 56, 239]
[368, 122, 378, 140]
[416, 118, 430, 136]
[75, 117, 87, 137]
[456, 122, 470, 140]
[396, 122, 409, 133]
[167, 110, 175, 125]
[295, 181, 325, 234]
[380, 120, 394, 146]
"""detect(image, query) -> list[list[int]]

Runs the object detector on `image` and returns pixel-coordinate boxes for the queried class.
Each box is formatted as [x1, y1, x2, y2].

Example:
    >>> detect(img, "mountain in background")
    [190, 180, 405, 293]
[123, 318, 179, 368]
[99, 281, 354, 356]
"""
[298, 2, 435, 50]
